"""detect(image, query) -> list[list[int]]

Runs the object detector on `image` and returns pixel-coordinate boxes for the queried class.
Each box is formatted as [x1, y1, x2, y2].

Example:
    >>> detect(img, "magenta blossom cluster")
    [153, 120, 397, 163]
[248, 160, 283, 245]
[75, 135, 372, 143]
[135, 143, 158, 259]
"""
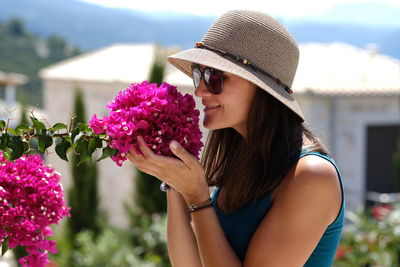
[0, 153, 70, 267]
[89, 81, 203, 166]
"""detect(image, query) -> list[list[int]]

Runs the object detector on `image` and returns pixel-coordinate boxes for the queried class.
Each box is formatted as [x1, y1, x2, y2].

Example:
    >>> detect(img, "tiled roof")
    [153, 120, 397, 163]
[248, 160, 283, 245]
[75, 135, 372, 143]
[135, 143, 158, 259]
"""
[0, 71, 28, 86]
[39, 43, 159, 83]
[292, 42, 400, 96]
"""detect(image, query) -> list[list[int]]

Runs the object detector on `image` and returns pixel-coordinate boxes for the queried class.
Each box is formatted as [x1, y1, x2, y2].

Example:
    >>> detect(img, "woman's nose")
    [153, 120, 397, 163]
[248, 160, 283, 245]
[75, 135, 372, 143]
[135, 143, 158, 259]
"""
[194, 79, 212, 97]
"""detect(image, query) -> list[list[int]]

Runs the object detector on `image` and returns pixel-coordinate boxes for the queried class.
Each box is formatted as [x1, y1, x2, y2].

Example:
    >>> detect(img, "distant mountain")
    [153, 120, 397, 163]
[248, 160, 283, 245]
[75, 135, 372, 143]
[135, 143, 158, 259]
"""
[0, 0, 399, 59]
[0, 0, 214, 49]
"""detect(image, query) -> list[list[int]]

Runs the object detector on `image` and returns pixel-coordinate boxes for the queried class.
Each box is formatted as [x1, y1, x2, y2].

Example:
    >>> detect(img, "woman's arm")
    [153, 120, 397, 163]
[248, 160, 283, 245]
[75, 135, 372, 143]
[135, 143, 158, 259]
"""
[128, 137, 242, 267]
[187, 198, 242, 267]
[166, 190, 202, 267]
[128, 137, 341, 267]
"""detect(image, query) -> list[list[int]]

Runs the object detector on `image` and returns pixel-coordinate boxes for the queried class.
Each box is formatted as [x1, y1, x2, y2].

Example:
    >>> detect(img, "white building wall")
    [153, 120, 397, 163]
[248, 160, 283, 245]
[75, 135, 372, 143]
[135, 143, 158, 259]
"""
[300, 95, 400, 212]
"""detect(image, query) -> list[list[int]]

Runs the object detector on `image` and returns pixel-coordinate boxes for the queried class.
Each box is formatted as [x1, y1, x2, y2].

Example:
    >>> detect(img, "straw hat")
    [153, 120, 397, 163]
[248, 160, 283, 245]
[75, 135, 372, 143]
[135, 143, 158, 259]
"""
[167, 10, 304, 121]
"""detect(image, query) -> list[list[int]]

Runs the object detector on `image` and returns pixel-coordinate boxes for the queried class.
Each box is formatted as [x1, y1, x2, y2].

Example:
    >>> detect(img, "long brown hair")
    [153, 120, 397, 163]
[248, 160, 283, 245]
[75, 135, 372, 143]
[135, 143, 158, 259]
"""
[201, 88, 329, 213]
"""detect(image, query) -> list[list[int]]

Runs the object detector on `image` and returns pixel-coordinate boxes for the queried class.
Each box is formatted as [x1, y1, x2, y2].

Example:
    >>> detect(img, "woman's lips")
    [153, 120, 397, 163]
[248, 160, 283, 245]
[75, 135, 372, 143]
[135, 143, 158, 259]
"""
[204, 105, 221, 112]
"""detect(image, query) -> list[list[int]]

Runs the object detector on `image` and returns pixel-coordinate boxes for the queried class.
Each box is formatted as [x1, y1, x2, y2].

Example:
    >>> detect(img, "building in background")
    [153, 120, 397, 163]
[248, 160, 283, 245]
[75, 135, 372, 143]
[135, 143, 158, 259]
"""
[0, 71, 29, 125]
[294, 42, 400, 211]
[40, 42, 400, 227]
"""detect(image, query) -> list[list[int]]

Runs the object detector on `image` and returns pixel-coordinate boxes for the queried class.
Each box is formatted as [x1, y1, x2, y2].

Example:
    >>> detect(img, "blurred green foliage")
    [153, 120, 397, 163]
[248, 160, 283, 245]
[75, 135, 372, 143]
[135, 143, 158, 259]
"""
[50, 213, 170, 267]
[334, 203, 400, 266]
[67, 89, 100, 248]
[0, 17, 80, 107]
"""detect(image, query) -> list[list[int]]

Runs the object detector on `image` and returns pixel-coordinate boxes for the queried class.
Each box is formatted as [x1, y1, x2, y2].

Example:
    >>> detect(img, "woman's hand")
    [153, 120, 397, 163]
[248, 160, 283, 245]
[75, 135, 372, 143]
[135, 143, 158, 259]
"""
[127, 136, 209, 204]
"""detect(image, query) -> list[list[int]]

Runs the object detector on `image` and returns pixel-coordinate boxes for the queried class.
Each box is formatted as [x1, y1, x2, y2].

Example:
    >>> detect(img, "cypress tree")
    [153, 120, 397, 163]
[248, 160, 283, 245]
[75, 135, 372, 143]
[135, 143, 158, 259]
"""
[134, 47, 167, 214]
[67, 89, 100, 241]
[19, 100, 29, 125]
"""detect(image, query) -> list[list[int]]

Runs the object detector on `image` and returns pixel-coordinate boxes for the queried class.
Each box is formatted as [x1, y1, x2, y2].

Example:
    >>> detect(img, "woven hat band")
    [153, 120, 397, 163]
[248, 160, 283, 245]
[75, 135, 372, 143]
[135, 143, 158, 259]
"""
[194, 42, 293, 94]
[201, 10, 299, 89]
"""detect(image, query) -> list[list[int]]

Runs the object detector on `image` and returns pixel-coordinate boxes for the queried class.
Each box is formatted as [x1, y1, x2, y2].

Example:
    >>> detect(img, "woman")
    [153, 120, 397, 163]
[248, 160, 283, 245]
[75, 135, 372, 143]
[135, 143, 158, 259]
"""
[128, 10, 344, 267]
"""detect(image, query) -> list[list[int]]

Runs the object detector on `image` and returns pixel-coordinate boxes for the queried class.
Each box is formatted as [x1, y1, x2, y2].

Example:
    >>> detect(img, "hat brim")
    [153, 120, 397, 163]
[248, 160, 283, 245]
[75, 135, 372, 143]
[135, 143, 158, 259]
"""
[167, 48, 304, 121]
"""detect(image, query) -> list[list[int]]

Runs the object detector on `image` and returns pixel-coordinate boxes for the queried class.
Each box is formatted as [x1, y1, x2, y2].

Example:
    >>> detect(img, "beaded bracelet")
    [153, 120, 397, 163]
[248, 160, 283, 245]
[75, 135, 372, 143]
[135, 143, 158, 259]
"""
[188, 198, 213, 213]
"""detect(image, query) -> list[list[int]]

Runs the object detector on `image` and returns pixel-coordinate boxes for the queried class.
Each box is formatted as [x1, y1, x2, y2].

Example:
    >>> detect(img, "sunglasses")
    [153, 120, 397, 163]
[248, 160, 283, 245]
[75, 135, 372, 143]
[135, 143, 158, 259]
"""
[191, 64, 224, 95]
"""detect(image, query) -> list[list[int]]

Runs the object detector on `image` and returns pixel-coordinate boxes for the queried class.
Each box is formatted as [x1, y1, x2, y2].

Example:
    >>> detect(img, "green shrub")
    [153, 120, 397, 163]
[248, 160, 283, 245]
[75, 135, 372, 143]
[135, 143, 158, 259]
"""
[334, 203, 400, 267]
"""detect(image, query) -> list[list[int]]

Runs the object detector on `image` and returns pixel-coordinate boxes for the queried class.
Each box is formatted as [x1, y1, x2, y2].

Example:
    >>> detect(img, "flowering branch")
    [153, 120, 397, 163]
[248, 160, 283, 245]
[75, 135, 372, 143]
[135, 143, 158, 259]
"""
[0, 115, 117, 165]
[0, 80, 204, 266]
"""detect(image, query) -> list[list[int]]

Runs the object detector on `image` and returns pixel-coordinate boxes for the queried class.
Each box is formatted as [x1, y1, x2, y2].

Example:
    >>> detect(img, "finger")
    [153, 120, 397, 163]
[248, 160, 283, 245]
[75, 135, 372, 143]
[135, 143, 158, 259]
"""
[169, 140, 197, 169]
[127, 152, 159, 176]
[137, 135, 156, 159]
[136, 136, 175, 167]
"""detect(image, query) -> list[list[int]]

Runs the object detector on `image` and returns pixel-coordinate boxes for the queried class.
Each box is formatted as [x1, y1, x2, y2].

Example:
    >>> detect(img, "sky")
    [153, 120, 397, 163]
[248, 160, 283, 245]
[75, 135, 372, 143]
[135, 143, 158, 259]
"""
[78, 0, 400, 18]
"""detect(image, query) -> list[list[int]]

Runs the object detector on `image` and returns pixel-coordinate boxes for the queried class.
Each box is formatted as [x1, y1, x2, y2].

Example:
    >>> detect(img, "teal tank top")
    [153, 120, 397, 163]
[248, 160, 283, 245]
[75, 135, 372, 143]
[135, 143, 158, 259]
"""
[210, 150, 345, 266]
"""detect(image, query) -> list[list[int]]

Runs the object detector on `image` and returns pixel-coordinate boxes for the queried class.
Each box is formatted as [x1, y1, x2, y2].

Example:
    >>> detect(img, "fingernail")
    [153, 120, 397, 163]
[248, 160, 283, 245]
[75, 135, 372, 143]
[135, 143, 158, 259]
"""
[170, 141, 178, 150]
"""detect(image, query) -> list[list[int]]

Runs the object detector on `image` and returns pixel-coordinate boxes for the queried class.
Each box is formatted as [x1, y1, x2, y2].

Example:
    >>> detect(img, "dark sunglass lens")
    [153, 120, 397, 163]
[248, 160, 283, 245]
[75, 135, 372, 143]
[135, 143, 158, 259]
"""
[192, 66, 201, 88]
[205, 68, 223, 94]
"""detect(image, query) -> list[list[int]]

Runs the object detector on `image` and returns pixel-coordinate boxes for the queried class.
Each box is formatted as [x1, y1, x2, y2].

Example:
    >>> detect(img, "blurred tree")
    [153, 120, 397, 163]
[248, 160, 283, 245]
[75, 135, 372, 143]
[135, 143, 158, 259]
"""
[19, 100, 29, 125]
[47, 34, 79, 62]
[148, 46, 166, 85]
[67, 89, 100, 244]
[6, 17, 26, 37]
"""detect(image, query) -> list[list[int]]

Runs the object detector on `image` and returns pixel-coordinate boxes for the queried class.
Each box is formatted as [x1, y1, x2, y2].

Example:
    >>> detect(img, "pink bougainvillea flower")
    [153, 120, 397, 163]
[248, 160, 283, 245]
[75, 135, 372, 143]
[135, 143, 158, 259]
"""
[90, 81, 203, 166]
[0, 153, 70, 267]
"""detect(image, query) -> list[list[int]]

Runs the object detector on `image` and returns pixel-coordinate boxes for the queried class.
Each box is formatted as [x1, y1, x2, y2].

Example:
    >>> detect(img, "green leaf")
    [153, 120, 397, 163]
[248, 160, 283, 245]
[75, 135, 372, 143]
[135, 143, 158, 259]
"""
[15, 123, 29, 131]
[22, 140, 30, 153]
[88, 136, 102, 155]
[70, 127, 80, 144]
[38, 130, 53, 153]
[64, 136, 72, 144]
[73, 132, 84, 144]
[0, 133, 10, 149]
[49, 123, 68, 132]
[77, 123, 91, 132]
[97, 146, 118, 162]
[30, 117, 46, 134]
[55, 137, 71, 162]
[9, 136, 24, 160]
[6, 128, 16, 135]
[67, 140, 77, 154]
[75, 139, 90, 165]
[1, 147, 13, 161]
[14, 123, 30, 136]
[1, 238, 8, 257]
[0, 120, 5, 131]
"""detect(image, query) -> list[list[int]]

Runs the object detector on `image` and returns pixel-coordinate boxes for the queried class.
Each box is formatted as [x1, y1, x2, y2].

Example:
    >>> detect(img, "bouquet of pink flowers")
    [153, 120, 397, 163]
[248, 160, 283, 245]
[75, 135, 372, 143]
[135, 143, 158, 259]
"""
[89, 81, 204, 166]
[0, 153, 70, 267]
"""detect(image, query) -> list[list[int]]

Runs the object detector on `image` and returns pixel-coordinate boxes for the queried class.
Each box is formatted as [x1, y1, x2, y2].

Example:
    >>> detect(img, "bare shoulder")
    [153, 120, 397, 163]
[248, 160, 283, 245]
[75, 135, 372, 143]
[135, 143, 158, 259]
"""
[295, 154, 340, 185]
[273, 154, 342, 223]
